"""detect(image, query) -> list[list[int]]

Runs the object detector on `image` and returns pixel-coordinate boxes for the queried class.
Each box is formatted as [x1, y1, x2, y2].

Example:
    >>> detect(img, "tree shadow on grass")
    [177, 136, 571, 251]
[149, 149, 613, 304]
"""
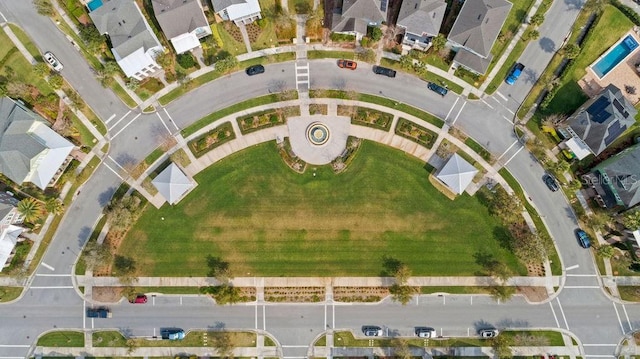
[380, 255, 402, 277]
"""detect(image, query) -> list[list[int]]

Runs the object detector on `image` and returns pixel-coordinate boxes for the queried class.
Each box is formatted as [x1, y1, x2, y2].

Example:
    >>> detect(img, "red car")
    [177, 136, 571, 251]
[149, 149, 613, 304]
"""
[337, 59, 357, 70]
[130, 294, 148, 303]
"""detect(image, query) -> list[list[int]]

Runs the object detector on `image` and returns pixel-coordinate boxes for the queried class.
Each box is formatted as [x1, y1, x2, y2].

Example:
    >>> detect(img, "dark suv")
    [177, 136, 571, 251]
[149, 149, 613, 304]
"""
[427, 82, 448, 96]
[373, 66, 396, 77]
[245, 64, 265, 76]
[543, 173, 559, 192]
[575, 229, 592, 248]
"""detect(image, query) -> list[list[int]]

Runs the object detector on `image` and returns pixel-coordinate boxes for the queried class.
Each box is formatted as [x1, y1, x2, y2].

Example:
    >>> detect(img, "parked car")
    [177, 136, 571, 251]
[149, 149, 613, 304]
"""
[427, 82, 448, 96]
[362, 325, 383, 336]
[505, 62, 525, 85]
[415, 327, 437, 338]
[542, 173, 559, 192]
[372, 66, 396, 77]
[130, 294, 148, 304]
[86, 307, 112, 318]
[245, 64, 265, 76]
[337, 59, 357, 69]
[479, 328, 499, 338]
[160, 328, 185, 340]
[44, 51, 64, 72]
[575, 229, 592, 248]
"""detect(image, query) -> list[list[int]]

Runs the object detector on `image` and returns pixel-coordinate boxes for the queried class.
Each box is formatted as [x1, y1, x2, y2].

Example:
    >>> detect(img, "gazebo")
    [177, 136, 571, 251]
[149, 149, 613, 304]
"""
[152, 163, 194, 205]
[436, 153, 478, 195]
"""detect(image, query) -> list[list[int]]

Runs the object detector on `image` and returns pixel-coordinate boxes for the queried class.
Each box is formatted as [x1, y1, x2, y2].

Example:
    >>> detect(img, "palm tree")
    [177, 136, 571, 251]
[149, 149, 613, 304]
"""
[17, 197, 44, 223]
[45, 198, 64, 216]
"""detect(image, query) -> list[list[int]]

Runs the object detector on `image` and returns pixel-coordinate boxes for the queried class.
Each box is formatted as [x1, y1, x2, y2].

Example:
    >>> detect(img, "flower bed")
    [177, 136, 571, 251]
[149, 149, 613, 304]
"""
[237, 106, 300, 135]
[278, 138, 306, 173]
[188, 122, 236, 158]
[333, 286, 389, 302]
[331, 137, 362, 173]
[337, 105, 393, 131]
[264, 286, 324, 302]
[309, 103, 328, 115]
[395, 118, 437, 149]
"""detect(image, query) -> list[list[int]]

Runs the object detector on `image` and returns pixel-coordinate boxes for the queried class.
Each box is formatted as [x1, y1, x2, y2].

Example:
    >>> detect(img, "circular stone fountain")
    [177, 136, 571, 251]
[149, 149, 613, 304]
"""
[306, 122, 330, 146]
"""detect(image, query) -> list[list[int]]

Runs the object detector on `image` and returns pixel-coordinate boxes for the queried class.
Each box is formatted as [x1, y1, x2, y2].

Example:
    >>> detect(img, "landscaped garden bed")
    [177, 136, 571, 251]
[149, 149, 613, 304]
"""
[337, 105, 392, 131]
[333, 286, 388, 302]
[394, 118, 437, 149]
[309, 103, 328, 115]
[278, 138, 307, 173]
[237, 106, 300, 135]
[188, 122, 236, 158]
[264, 286, 324, 302]
[331, 137, 362, 173]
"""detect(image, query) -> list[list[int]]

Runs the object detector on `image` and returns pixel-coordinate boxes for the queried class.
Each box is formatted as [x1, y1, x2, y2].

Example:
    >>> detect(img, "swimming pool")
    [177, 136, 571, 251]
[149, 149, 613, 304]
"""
[87, 0, 103, 11]
[591, 34, 639, 79]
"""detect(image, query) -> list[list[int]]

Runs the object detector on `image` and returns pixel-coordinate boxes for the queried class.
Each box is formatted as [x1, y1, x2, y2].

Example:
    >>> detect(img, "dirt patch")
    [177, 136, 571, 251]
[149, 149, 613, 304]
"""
[246, 23, 261, 43]
[517, 286, 549, 303]
[264, 287, 324, 302]
[526, 262, 546, 277]
[333, 287, 389, 302]
[92, 287, 125, 303]
[224, 22, 244, 43]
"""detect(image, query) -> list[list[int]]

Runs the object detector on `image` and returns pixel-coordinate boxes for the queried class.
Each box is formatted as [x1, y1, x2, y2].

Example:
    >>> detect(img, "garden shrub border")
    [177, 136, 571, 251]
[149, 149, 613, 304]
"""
[394, 117, 437, 149]
[188, 122, 236, 158]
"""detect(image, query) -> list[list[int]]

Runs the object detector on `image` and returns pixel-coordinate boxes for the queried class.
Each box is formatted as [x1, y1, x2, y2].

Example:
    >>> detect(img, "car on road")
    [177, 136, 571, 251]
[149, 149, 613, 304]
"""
[86, 307, 112, 318]
[575, 229, 592, 248]
[427, 82, 448, 97]
[415, 327, 437, 338]
[44, 51, 64, 71]
[505, 62, 525, 85]
[542, 173, 559, 192]
[130, 294, 148, 303]
[245, 64, 265, 76]
[337, 59, 357, 69]
[160, 328, 185, 340]
[479, 328, 499, 338]
[373, 66, 396, 77]
[362, 325, 383, 336]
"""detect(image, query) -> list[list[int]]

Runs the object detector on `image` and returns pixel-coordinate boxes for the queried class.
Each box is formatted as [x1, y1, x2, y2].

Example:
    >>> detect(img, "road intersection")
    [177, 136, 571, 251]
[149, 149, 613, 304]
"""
[0, 0, 638, 357]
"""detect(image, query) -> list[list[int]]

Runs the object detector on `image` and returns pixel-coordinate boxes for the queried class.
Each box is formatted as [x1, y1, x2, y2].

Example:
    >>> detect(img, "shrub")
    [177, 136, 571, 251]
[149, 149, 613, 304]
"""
[368, 26, 382, 42]
[176, 53, 197, 69]
[211, 25, 224, 47]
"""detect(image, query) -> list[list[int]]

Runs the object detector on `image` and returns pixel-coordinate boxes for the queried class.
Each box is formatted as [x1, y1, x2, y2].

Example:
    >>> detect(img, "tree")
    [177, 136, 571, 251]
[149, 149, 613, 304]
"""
[588, 211, 610, 231]
[491, 334, 513, 358]
[79, 25, 104, 53]
[563, 44, 580, 59]
[528, 30, 540, 41]
[202, 284, 245, 305]
[33, 63, 50, 77]
[394, 263, 411, 285]
[214, 52, 238, 74]
[48, 73, 63, 89]
[45, 198, 64, 215]
[210, 331, 236, 358]
[206, 255, 232, 282]
[369, 26, 383, 42]
[82, 241, 111, 271]
[17, 197, 44, 223]
[105, 195, 142, 232]
[621, 210, 640, 230]
[486, 186, 522, 224]
[389, 284, 415, 305]
[33, 0, 54, 16]
[584, 0, 606, 13]
[431, 34, 447, 52]
[391, 338, 412, 359]
[596, 244, 614, 259]
[529, 14, 545, 26]
[489, 285, 515, 302]
[113, 255, 136, 274]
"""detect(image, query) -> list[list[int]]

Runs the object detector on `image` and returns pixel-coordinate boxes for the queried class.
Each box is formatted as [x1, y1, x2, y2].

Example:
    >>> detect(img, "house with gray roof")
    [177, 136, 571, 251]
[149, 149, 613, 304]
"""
[88, 0, 164, 80]
[588, 142, 640, 209]
[447, 0, 512, 74]
[0, 97, 75, 190]
[559, 84, 637, 160]
[151, 0, 212, 54]
[396, 0, 446, 50]
[331, 0, 387, 38]
[211, 0, 262, 25]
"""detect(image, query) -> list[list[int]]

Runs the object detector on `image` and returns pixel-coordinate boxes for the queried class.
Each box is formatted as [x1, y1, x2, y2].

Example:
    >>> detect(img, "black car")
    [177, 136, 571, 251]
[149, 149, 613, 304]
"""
[245, 64, 265, 76]
[373, 66, 396, 77]
[427, 82, 448, 96]
[542, 173, 559, 192]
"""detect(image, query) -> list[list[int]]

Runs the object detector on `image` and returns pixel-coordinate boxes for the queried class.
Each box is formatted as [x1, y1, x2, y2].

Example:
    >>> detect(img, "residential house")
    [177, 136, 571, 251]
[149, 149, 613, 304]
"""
[0, 192, 24, 271]
[559, 84, 636, 160]
[396, 0, 446, 50]
[88, 0, 164, 80]
[0, 97, 75, 190]
[586, 142, 640, 209]
[447, 0, 512, 74]
[151, 0, 212, 54]
[330, 0, 387, 39]
[211, 0, 262, 25]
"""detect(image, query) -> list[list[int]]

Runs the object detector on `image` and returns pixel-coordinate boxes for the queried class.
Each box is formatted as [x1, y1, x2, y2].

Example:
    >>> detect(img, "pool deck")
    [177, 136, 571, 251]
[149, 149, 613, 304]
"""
[580, 30, 640, 104]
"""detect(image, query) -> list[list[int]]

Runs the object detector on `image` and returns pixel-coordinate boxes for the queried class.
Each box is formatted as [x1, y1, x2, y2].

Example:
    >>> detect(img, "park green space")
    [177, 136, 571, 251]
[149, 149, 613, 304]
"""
[119, 141, 524, 277]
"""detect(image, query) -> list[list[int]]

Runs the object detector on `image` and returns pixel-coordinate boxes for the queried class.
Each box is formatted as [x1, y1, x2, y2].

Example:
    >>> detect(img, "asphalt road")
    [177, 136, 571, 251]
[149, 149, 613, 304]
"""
[0, 0, 637, 357]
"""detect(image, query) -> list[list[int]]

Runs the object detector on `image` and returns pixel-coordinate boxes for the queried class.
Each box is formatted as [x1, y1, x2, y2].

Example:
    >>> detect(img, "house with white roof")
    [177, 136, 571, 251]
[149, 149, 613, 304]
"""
[151, 0, 212, 54]
[152, 163, 195, 205]
[211, 0, 262, 25]
[436, 153, 478, 195]
[88, 0, 164, 80]
[0, 97, 75, 190]
[0, 193, 24, 272]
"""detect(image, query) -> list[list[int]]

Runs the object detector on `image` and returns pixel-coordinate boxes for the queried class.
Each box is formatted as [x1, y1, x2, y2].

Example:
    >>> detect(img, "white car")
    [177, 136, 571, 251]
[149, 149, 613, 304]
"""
[415, 327, 437, 338]
[44, 51, 64, 71]
[479, 329, 499, 338]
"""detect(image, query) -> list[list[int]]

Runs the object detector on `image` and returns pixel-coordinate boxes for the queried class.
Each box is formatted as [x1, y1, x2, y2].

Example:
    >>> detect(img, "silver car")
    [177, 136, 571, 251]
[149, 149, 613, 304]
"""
[44, 51, 64, 71]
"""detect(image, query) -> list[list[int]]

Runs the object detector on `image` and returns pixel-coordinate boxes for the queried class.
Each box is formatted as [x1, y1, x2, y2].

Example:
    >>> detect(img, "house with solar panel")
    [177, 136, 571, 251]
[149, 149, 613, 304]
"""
[558, 84, 637, 161]
[396, 0, 446, 51]
[330, 0, 387, 39]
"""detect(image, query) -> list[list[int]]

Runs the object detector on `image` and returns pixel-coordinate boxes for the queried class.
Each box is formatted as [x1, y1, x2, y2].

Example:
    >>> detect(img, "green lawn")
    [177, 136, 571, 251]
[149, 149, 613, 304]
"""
[544, 5, 633, 114]
[8, 24, 41, 59]
[212, 23, 248, 56]
[119, 141, 524, 277]
[0, 30, 52, 96]
[251, 21, 279, 50]
[37, 331, 84, 347]
[0, 287, 22, 302]
[308, 50, 355, 59]
[109, 81, 138, 108]
[93, 331, 127, 347]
